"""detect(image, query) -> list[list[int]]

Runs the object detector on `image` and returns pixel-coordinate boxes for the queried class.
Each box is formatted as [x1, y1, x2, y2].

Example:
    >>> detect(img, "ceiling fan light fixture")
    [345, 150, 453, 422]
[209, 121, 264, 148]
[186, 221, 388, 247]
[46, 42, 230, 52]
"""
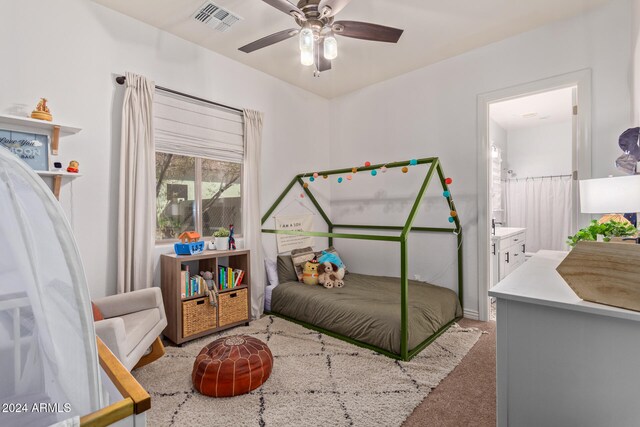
[299, 27, 314, 51]
[301, 46, 314, 66]
[323, 34, 338, 60]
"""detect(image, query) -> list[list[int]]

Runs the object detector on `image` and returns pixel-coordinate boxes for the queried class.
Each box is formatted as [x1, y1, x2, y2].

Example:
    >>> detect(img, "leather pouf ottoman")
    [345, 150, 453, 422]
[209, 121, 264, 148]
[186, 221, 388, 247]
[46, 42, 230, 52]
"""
[192, 335, 273, 397]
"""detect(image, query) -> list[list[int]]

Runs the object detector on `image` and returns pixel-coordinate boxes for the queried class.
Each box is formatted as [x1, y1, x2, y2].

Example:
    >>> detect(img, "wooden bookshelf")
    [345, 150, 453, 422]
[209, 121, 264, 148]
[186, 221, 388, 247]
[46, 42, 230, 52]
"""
[160, 249, 251, 345]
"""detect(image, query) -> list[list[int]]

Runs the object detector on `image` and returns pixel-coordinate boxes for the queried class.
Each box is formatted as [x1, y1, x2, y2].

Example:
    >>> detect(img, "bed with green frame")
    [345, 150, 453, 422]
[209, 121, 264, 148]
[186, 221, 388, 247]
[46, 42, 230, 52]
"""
[261, 157, 463, 362]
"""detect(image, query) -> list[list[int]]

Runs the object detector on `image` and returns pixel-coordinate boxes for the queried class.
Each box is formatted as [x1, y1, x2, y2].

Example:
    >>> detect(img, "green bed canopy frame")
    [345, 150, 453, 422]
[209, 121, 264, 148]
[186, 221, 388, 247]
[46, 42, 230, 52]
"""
[261, 157, 463, 361]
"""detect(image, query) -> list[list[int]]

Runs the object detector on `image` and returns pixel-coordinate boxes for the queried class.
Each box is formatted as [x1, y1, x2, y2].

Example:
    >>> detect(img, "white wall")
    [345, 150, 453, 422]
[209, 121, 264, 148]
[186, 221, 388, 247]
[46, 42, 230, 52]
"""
[0, 0, 331, 298]
[329, 0, 633, 317]
[506, 120, 573, 178]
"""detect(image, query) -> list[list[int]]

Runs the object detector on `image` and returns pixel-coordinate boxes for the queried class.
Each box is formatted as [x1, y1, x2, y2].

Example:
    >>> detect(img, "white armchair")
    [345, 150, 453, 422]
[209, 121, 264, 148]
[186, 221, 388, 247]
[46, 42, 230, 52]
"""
[93, 287, 168, 371]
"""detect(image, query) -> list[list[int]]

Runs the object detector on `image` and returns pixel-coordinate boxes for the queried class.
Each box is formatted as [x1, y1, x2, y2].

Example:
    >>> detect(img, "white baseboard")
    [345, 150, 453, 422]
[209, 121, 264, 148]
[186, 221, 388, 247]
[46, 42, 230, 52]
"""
[463, 309, 479, 320]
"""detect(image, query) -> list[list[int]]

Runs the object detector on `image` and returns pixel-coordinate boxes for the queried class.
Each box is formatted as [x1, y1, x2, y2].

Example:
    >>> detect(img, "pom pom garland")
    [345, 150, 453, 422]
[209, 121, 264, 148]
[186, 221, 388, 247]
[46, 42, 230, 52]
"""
[309, 177, 315, 182]
[300, 193, 305, 198]
[323, 175, 328, 179]
[347, 175, 353, 180]
[303, 183, 309, 188]
[443, 191, 451, 198]
[371, 170, 377, 176]
[448, 217, 455, 223]
[409, 159, 418, 166]
[381, 166, 387, 173]
[401, 166, 409, 173]
[337, 177, 343, 183]
[364, 161, 371, 167]
[450, 210, 457, 217]
[445, 177, 453, 185]
[352, 167, 358, 174]
[313, 172, 319, 178]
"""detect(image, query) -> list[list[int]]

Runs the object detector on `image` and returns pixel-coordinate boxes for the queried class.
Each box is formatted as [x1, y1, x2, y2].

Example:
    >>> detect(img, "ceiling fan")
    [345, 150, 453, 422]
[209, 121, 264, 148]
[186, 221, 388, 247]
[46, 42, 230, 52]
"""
[238, 0, 404, 75]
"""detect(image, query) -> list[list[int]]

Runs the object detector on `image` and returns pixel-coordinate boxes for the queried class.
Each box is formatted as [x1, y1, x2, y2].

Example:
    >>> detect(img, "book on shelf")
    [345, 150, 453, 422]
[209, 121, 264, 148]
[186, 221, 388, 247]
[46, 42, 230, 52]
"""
[216, 266, 244, 291]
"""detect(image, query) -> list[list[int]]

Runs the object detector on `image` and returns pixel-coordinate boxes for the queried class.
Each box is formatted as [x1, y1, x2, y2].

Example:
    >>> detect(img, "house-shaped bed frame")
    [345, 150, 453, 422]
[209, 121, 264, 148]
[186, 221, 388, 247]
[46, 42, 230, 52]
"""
[261, 157, 463, 361]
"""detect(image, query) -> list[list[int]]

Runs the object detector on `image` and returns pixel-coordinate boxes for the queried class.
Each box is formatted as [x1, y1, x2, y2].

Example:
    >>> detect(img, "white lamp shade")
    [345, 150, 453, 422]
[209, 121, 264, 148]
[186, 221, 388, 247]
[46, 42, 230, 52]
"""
[580, 175, 640, 213]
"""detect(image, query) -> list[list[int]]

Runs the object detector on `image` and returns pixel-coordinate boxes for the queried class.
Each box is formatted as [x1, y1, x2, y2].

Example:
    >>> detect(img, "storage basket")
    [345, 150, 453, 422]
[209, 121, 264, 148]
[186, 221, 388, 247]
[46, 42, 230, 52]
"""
[183, 297, 217, 337]
[219, 288, 249, 327]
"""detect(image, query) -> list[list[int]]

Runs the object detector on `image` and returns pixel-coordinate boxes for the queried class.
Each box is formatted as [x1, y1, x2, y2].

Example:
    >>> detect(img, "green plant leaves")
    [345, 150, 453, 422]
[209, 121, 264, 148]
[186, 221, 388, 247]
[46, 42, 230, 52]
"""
[567, 220, 637, 247]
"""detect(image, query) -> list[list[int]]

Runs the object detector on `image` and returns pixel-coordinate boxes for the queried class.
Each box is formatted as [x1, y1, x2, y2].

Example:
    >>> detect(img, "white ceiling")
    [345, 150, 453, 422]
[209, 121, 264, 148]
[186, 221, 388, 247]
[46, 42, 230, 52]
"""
[92, 0, 611, 99]
[490, 87, 574, 130]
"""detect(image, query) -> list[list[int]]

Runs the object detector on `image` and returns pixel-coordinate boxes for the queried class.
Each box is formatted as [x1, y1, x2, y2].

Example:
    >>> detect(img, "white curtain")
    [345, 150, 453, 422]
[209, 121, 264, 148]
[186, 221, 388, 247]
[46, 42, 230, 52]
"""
[117, 72, 156, 293]
[243, 109, 265, 319]
[504, 176, 573, 252]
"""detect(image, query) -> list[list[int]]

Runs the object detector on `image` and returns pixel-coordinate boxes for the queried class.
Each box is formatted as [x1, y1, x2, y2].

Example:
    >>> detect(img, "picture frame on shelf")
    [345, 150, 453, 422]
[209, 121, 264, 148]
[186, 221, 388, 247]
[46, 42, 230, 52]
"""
[0, 128, 50, 171]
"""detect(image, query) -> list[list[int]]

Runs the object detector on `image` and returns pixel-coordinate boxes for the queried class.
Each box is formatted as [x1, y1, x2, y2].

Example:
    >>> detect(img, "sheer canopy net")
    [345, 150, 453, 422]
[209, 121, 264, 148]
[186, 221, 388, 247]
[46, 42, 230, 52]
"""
[0, 147, 102, 425]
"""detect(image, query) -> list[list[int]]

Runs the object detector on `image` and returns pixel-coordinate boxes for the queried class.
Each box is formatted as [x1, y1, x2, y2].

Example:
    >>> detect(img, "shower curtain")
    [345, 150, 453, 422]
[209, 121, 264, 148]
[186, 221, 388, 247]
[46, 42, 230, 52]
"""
[503, 176, 573, 253]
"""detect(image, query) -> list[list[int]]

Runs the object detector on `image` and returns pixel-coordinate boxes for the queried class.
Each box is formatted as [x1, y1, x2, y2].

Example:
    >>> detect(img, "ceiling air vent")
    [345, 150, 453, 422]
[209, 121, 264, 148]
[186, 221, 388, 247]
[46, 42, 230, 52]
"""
[193, 2, 242, 32]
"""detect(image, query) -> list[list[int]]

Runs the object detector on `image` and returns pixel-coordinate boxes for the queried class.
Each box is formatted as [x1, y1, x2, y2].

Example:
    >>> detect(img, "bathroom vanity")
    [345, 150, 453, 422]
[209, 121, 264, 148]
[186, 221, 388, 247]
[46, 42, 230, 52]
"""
[491, 227, 526, 287]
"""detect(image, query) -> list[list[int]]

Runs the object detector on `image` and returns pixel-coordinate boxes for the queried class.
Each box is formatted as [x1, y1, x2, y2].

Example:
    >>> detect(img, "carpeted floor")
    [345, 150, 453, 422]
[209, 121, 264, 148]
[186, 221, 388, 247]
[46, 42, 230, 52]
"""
[403, 318, 497, 427]
[133, 315, 483, 426]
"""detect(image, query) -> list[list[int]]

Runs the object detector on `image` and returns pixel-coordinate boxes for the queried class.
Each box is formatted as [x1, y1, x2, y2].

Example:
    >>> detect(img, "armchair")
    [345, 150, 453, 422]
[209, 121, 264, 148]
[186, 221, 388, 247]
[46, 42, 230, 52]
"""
[93, 287, 168, 371]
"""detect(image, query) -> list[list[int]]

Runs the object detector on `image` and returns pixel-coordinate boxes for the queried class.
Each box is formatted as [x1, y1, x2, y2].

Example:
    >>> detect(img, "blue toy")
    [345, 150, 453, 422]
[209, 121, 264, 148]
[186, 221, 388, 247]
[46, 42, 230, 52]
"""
[318, 251, 344, 268]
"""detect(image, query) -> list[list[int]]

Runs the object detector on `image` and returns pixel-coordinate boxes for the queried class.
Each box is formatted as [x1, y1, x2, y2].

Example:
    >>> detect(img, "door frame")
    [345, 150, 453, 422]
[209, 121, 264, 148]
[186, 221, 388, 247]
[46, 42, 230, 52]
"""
[476, 69, 592, 321]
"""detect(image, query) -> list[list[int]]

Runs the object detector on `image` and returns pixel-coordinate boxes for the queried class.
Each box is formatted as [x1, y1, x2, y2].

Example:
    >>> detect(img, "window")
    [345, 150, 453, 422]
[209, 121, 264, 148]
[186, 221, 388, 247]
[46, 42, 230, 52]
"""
[155, 154, 241, 241]
[153, 90, 244, 242]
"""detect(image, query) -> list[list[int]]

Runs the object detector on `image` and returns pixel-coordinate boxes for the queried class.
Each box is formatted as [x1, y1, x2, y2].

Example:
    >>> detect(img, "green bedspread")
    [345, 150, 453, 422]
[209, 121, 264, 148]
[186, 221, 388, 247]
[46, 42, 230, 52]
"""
[270, 273, 462, 355]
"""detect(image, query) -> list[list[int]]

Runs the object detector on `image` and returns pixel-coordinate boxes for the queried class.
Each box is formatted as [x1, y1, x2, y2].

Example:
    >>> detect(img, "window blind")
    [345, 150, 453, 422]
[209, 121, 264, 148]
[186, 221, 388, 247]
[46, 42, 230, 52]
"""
[154, 90, 244, 163]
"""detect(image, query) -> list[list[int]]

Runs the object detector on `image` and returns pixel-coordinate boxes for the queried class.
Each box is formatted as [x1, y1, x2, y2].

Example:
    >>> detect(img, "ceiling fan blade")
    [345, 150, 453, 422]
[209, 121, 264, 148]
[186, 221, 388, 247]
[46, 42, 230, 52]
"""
[315, 39, 332, 72]
[333, 21, 403, 43]
[262, 0, 305, 19]
[318, 0, 352, 17]
[239, 28, 299, 53]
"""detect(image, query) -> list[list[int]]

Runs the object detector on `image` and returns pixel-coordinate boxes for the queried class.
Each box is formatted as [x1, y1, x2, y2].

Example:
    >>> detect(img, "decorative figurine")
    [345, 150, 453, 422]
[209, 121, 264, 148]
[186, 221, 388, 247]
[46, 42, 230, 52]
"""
[228, 224, 236, 250]
[31, 98, 52, 121]
[174, 231, 204, 255]
[66, 160, 79, 173]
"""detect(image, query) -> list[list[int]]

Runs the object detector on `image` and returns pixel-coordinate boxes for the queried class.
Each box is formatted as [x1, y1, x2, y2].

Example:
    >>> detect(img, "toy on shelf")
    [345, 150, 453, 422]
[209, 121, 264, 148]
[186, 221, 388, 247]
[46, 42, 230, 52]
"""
[31, 98, 52, 121]
[67, 160, 79, 173]
[174, 231, 204, 255]
[229, 224, 236, 250]
[200, 270, 218, 307]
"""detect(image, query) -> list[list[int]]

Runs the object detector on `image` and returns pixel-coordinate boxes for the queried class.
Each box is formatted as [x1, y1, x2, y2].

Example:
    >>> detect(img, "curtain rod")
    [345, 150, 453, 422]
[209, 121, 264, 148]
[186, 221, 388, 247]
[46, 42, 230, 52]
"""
[115, 75, 244, 114]
[502, 174, 572, 181]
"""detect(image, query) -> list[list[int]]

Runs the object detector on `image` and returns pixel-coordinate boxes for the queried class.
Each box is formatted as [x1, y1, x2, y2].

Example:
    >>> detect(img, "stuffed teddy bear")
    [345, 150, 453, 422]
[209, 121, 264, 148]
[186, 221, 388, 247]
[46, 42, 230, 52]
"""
[318, 262, 345, 289]
[200, 270, 218, 307]
[302, 260, 320, 285]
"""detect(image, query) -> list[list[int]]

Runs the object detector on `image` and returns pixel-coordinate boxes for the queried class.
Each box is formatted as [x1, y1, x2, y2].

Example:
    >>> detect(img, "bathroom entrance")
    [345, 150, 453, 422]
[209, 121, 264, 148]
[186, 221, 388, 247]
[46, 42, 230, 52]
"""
[477, 71, 592, 321]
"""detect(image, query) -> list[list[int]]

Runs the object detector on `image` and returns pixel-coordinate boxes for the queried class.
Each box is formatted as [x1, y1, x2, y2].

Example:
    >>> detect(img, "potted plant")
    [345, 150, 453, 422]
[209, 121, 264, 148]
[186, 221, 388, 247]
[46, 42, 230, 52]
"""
[213, 227, 230, 251]
[566, 219, 637, 247]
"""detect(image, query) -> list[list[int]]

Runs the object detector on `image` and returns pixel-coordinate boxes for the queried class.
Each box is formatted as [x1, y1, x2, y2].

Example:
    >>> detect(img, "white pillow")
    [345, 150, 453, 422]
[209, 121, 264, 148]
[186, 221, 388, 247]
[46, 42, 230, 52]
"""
[265, 258, 279, 287]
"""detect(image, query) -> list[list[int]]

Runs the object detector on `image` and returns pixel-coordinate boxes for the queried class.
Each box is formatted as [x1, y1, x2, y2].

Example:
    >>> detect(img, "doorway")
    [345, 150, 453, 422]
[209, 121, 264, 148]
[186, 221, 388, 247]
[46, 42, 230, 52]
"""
[477, 70, 592, 321]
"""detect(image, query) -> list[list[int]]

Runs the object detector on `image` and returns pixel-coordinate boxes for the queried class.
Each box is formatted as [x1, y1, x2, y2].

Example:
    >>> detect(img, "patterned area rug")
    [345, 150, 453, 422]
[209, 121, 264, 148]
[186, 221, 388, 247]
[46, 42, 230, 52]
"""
[133, 316, 482, 427]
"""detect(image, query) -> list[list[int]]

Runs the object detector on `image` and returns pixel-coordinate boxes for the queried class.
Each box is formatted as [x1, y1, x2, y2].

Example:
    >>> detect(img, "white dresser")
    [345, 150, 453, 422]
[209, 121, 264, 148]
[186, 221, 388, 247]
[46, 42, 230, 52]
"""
[489, 251, 640, 427]
[491, 227, 526, 287]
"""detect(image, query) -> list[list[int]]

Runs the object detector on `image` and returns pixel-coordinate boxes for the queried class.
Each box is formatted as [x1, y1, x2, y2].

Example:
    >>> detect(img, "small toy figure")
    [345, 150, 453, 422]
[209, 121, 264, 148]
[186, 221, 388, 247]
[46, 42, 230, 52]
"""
[31, 98, 52, 121]
[67, 160, 79, 173]
[200, 271, 218, 307]
[228, 224, 236, 250]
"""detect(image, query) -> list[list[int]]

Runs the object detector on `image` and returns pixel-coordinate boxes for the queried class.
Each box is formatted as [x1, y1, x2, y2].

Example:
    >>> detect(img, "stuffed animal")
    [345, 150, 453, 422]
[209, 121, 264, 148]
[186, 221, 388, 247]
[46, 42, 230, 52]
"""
[318, 262, 345, 289]
[200, 270, 218, 307]
[302, 260, 319, 285]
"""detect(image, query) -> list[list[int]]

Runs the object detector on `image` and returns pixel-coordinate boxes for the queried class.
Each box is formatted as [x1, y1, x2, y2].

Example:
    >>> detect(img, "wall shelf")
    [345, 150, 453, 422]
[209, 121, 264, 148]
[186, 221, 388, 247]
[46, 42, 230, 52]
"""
[0, 113, 82, 201]
[0, 114, 81, 136]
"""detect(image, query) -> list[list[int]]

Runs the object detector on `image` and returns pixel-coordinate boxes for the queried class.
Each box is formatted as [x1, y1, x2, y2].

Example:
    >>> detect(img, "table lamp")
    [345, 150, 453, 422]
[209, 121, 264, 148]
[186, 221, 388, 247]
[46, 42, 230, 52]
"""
[579, 175, 640, 225]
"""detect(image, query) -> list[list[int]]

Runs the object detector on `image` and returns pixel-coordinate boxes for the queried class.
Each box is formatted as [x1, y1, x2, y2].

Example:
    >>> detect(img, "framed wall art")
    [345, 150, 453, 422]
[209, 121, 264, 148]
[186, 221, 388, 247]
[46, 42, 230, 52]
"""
[0, 128, 50, 171]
